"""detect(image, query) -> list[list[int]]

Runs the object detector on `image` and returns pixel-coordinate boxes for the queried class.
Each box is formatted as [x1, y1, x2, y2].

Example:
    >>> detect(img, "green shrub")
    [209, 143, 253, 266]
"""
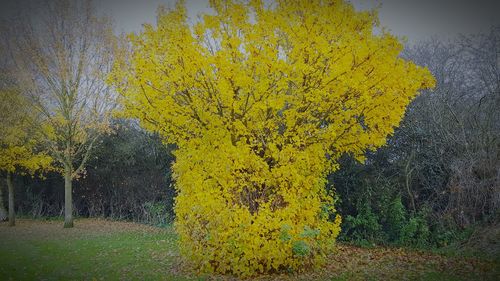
[342, 201, 382, 243]
[400, 216, 430, 247]
[385, 196, 407, 242]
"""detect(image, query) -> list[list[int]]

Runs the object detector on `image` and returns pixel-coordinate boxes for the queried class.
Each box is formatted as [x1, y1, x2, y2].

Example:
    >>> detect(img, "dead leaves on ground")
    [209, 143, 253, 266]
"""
[0, 218, 172, 240]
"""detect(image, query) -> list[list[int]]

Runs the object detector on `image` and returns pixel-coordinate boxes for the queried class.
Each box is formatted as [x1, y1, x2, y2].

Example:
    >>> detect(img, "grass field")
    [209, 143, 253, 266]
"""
[0, 219, 498, 280]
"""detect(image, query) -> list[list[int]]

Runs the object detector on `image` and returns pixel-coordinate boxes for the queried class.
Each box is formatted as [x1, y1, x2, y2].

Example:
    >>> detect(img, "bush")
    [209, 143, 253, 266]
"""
[400, 215, 430, 247]
[386, 196, 407, 242]
[342, 202, 382, 244]
[338, 191, 433, 248]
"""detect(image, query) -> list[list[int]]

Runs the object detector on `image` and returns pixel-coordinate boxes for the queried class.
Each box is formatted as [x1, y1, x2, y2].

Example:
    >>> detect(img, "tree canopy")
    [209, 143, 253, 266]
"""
[0, 88, 52, 175]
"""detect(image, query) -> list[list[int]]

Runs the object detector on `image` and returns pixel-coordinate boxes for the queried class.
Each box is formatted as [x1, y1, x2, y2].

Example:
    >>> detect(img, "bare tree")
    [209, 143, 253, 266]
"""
[2, 0, 116, 228]
[401, 27, 500, 227]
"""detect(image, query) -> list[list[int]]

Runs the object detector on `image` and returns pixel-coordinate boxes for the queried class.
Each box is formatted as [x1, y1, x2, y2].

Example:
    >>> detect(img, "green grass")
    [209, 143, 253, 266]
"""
[3, 233, 167, 280]
[1, 219, 498, 281]
[0, 219, 197, 281]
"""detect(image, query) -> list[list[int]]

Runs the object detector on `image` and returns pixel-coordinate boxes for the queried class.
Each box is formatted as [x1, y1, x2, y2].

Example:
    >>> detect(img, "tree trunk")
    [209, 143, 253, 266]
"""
[63, 167, 73, 228]
[0, 180, 7, 221]
[7, 173, 15, 226]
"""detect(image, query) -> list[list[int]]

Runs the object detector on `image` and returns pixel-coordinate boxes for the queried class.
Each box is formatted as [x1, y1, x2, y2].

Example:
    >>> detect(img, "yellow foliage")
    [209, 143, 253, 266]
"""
[110, 0, 434, 276]
[0, 88, 52, 175]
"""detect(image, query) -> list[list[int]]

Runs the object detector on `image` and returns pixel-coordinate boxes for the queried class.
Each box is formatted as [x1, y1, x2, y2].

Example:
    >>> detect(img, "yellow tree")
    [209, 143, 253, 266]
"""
[0, 85, 52, 226]
[3, 0, 116, 228]
[110, 0, 435, 276]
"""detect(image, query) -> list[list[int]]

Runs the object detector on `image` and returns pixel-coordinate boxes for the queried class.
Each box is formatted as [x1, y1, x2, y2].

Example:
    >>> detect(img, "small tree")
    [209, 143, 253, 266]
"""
[3, 0, 116, 227]
[110, 0, 434, 276]
[0, 86, 52, 226]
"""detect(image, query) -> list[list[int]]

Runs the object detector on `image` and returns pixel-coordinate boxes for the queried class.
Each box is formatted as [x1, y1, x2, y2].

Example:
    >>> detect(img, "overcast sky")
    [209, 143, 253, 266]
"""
[2, 0, 499, 42]
[97, 0, 500, 42]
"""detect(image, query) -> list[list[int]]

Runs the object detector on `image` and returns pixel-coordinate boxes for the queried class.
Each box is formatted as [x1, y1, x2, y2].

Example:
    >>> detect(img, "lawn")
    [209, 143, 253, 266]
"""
[0, 219, 498, 281]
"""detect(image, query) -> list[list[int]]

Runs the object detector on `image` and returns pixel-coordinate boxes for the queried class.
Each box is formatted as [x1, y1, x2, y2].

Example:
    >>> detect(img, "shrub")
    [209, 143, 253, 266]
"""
[386, 196, 407, 242]
[110, 0, 433, 276]
[343, 202, 382, 244]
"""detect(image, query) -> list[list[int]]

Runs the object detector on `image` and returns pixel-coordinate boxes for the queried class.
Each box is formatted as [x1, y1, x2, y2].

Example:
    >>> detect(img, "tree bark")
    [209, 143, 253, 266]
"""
[0, 180, 7, 221]
[63, 167, 73, 228]
[7, 173, 15, 226]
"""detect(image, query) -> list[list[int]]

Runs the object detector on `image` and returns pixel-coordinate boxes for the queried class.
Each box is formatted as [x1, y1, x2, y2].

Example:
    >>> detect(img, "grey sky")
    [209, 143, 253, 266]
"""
[2, 0, 499, 42]
[97, 0, 499, 42]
